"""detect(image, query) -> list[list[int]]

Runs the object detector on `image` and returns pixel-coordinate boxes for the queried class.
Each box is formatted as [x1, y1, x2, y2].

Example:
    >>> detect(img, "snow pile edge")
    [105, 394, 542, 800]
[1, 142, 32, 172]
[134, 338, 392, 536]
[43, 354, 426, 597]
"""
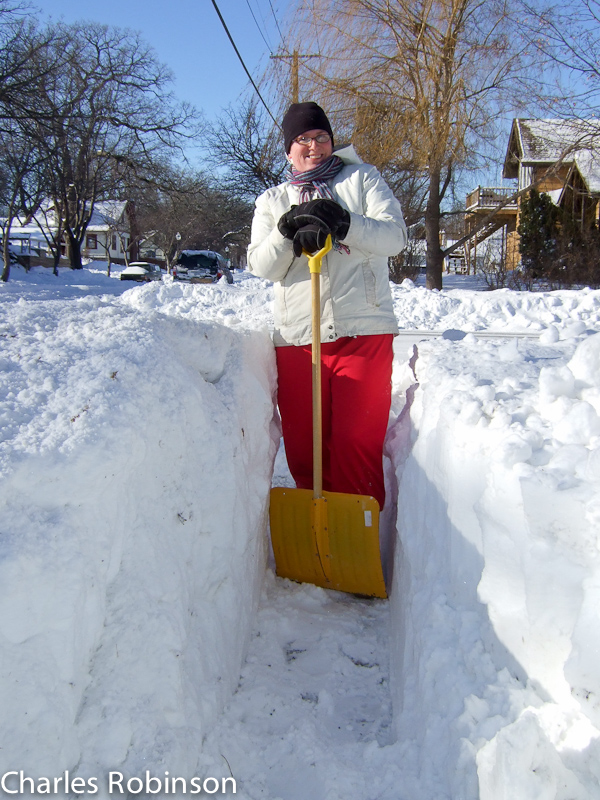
[0, 297, 278, 785]
[389, 333, 600, 800]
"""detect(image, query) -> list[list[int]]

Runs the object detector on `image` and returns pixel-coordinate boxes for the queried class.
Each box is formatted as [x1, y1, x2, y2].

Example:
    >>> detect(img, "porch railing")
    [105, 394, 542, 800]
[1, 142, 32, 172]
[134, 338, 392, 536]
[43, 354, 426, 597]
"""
[466, 186, 518, 211]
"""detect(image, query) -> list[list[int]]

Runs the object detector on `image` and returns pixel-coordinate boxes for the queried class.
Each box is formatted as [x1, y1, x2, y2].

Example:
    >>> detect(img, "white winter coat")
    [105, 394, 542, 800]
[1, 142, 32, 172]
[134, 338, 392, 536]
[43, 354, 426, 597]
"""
[247, 145, 407, 346]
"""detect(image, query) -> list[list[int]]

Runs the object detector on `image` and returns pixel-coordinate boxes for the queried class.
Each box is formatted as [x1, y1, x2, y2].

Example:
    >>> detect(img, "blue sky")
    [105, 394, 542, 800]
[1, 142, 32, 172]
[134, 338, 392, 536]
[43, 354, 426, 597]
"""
[40, 0, 286, 123]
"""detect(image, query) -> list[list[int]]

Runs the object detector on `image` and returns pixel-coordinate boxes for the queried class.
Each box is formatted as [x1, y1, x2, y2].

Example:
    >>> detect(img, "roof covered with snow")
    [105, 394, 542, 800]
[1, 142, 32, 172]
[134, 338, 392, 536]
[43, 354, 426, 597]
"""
[573, 148, 600, 193]
[503, 118, 600, 179]
[86, 200, 129, 232]
[7, 199, 130, 239]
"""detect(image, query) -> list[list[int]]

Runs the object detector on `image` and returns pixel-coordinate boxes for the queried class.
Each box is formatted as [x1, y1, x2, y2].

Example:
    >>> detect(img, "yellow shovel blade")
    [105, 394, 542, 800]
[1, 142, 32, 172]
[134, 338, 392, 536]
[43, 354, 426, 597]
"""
[269, 487, 387, 598]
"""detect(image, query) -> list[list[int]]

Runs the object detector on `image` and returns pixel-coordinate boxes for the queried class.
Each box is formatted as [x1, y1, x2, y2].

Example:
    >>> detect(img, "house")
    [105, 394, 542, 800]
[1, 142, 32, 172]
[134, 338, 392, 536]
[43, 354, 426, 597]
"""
[464, 118, 600, 270]
[6, 199, 138, 266]
[555, 148, 600, 229]
[81, 200, 138, 263]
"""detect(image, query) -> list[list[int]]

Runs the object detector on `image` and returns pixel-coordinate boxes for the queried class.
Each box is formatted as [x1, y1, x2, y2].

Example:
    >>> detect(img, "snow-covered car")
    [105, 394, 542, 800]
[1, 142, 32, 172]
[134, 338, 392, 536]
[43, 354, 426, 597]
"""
[173, 250, 233, 284]
[120, 262, 163, 282]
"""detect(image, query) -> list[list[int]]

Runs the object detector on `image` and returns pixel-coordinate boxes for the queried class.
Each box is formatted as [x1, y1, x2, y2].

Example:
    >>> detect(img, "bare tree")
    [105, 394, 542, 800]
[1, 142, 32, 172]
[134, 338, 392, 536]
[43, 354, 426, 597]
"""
[280, 0, 535, 288]
[28, 21, 201, 269]
[135, 165, 252, 271]
[0, 120, 48, 281]
[205, 98, 287, 199]
[25, 199, 65, 273]
[0, 3, 64, 129]
[514, 0, 600, 116]
[0, 5, 64, 280]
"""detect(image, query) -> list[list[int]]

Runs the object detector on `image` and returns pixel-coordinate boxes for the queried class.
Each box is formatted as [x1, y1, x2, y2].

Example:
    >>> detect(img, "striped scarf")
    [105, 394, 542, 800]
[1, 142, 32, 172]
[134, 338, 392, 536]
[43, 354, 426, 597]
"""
[287, 155, 345, 202]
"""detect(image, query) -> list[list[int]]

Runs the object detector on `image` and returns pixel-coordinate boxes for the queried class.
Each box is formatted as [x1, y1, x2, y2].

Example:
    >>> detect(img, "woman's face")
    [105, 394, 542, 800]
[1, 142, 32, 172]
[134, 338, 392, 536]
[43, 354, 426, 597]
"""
[288, 129, 333, 173]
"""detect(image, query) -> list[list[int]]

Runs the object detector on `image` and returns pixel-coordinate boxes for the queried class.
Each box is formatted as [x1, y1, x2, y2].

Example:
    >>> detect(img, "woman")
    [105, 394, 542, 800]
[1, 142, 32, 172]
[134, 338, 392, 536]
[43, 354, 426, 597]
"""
[248, 102, 406, 510]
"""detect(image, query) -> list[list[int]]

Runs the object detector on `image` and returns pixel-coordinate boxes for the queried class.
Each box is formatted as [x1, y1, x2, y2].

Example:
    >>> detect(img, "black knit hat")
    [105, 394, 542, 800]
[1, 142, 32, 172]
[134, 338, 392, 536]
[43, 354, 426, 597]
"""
[282, 102, 334, 153]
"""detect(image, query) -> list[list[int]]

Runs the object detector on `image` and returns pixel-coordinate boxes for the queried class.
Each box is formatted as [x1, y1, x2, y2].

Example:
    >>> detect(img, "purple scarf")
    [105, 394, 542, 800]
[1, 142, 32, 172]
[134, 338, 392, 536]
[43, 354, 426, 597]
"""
[287, 155, 345, 203]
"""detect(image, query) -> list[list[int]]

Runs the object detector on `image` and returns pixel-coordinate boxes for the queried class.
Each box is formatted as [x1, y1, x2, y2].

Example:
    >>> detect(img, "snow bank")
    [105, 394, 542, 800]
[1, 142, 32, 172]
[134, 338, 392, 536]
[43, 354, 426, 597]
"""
[3, 267, 600, 799]
[0, 279, 278, 785]
[393, 279, 600, 334]
[390, 328, 600, 798]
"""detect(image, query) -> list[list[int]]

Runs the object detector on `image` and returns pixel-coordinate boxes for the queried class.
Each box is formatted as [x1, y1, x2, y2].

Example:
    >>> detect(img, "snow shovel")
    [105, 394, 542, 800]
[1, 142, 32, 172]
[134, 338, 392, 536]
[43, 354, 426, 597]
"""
[269, 235, 387, 599]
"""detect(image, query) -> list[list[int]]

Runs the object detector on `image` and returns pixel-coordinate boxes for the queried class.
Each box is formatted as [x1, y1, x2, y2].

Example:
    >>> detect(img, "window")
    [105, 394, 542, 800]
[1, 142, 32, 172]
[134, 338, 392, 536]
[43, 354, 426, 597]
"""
[86, 234, 97, 250]
[112, 234, 117, 251]
[519, 165, 533, 193]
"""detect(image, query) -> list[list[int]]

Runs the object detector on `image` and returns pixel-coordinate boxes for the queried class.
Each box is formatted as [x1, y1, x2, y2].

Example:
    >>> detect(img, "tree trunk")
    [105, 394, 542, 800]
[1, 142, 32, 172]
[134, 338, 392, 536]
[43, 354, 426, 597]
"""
[126, 201, 140, 262]
[2, 236, 11, 282]
[1, 213, 16, 282]
[52, 246, 61, 275]
[425, 170, 444, 290]
[68, 232, 83, 269]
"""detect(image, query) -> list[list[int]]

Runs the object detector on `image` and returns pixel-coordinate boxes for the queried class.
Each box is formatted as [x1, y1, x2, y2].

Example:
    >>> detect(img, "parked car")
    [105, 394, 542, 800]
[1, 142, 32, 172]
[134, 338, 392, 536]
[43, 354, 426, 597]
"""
[120, 262, 163, 282]
[173, 250, 233, 284]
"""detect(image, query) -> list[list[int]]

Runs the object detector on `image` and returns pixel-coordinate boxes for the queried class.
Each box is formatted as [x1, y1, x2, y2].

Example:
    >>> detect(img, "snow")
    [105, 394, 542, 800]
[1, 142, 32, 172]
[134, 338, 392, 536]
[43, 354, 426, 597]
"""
[1, 263, 600, 799]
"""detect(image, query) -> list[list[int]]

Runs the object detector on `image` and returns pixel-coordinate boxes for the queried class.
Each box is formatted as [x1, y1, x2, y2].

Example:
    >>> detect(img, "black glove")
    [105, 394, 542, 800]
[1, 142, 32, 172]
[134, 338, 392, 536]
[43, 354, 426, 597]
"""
[293, 198, 351, 240]
[278, 199, 351, 241]
[293, 223, 330, 257]
[278, 206, 300, 240]
[278, 203, 325, 240]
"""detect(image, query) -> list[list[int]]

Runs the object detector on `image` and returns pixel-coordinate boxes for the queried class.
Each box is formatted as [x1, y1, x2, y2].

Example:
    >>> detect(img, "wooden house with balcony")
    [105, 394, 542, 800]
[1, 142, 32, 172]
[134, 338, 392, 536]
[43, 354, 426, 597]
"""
[464, 118, 600, 271]
[464, 185, 518, 272]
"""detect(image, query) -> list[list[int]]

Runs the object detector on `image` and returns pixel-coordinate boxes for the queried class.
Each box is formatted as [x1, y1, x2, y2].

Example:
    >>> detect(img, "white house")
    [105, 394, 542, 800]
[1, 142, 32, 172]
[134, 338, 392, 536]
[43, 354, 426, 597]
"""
[82, 200, 135, 261]
[6, 199, 136, 264]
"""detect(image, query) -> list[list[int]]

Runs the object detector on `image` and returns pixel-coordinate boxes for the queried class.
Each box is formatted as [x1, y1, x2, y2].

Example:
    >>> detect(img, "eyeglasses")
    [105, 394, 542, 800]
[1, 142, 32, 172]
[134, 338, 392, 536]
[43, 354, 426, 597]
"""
[293, 133, 331, 146]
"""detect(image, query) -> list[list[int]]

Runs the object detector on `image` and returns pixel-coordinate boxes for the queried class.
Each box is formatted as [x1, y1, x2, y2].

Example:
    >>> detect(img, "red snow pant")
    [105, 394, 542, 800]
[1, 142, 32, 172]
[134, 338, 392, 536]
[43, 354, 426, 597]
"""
[275, 334, 393, 510]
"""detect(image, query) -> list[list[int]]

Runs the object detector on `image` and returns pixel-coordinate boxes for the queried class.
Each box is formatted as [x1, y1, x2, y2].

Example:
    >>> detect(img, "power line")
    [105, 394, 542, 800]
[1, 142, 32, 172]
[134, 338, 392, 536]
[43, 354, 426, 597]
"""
[266, 0, 285, 43]
[210, 0, 280, 129]
[245, 0, 273, 54]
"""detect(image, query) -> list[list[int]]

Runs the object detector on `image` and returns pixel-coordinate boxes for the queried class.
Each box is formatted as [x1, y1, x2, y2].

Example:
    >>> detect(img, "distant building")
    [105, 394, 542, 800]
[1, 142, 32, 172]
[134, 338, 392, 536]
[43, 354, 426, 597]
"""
[82, 200, 138, 263]
[465, 118, 600, 270]
[5, 199, 137, 266]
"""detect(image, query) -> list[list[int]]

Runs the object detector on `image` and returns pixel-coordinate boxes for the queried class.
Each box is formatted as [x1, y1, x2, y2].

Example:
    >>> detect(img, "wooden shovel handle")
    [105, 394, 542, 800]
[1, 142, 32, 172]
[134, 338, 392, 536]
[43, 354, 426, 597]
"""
[304, 235, 332, 500]
[312, 268, 323, 498]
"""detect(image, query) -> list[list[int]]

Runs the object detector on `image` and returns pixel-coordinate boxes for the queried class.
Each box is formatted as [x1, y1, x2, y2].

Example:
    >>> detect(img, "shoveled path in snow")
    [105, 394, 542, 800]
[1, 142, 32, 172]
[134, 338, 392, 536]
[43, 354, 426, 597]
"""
[198, 573, 395, 800]
[197, 451, 401, 800]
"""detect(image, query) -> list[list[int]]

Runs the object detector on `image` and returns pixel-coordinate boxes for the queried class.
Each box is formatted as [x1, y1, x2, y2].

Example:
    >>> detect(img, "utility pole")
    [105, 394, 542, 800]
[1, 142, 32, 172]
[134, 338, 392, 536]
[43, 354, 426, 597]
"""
[270, 49, 320, 103]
